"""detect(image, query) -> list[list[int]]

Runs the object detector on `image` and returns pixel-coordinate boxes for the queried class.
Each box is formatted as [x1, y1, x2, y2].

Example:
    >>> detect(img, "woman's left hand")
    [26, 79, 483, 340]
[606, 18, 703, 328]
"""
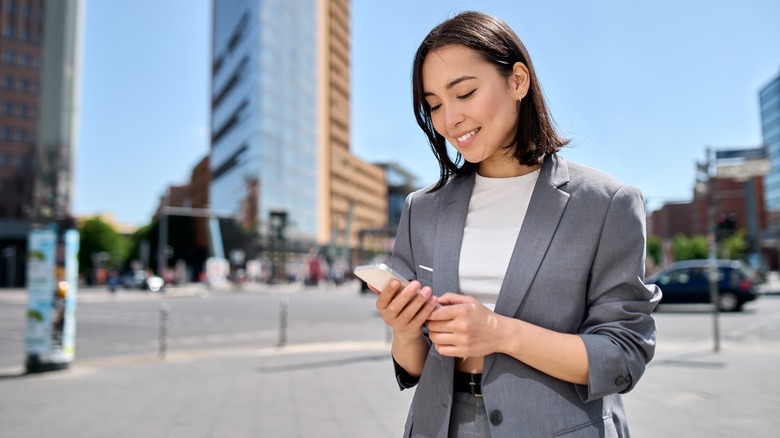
[425, 293, 504, 358]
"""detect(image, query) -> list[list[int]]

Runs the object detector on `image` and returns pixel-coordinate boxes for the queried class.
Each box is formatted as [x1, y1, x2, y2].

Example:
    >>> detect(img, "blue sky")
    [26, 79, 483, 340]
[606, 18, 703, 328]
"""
[74, 0, 780, 227]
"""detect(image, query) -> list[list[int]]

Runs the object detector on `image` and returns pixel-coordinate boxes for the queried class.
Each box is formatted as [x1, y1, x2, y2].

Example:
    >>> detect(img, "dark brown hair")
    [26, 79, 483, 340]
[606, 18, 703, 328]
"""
[412, 11, 568, 190]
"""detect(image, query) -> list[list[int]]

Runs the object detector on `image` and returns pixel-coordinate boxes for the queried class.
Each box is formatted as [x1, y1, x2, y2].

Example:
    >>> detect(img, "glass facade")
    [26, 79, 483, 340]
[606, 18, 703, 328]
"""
[761, 72, 780, 213]
[211, 0, 318, 240]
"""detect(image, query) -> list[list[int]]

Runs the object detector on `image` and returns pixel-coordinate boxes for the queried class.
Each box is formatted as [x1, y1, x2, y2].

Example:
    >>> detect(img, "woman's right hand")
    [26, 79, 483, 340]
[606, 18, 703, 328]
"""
[374, 280, 438, 340]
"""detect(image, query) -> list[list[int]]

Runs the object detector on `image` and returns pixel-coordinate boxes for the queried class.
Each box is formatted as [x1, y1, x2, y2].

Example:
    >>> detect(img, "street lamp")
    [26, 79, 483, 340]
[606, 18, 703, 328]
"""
[698, 147, 721, 352]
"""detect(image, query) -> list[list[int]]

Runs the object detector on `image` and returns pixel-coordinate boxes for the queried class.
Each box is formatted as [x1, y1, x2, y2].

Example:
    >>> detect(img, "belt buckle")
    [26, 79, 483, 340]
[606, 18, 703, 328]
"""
[468, 376, 483, 398]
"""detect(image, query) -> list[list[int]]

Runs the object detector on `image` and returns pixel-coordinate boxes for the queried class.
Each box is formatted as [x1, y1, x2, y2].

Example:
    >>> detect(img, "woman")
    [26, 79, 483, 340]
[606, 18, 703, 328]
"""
[373, 10, 662, 437]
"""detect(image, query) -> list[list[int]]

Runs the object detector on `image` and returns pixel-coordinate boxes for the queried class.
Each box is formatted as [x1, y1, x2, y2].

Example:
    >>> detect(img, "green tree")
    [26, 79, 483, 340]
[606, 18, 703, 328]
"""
[647, 235, 662, 265]
[721, 229, 748, 260]
[672, 234, 708, 261]
[78, 217, 128, 276]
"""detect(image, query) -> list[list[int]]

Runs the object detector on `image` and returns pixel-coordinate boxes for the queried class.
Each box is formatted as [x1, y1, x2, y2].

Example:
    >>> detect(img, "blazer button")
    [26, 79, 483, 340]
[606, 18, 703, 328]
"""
[615, 376, 627, 386]
[489, 410, 503, 426]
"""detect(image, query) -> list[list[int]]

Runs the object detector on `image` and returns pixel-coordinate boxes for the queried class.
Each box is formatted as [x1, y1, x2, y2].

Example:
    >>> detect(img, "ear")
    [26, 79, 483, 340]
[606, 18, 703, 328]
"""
[510, 62, 530, 100]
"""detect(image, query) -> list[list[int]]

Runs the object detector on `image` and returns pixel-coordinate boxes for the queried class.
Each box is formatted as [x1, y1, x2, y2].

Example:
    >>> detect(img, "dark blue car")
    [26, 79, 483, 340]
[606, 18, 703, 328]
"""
[645, 259, 760, 312]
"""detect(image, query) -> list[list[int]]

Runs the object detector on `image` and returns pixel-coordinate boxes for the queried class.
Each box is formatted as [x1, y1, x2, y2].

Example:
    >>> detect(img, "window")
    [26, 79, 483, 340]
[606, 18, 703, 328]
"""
[3, 76, 13, 89]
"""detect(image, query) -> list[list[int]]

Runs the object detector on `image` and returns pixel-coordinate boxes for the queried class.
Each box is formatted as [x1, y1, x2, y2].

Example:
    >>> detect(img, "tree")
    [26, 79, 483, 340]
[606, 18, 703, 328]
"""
[78, 217, 128, 276]
[671, 234, 708, 261]
[647, 235, 663, 266]
[721, 229, 748, 260]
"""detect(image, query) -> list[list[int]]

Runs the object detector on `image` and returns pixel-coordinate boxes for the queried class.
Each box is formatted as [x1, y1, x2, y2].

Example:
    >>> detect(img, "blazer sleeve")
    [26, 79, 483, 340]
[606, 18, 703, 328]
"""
[389, 191, 431, 390]
[577, 184, 662, 402]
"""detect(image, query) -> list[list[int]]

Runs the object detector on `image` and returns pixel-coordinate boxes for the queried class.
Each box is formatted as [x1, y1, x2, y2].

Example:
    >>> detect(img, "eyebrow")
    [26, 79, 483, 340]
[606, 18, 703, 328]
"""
[423, 75, 477, 97]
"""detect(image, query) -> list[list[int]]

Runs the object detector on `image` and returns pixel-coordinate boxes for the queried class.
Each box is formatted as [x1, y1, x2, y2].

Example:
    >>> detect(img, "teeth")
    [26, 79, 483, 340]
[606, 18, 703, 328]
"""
[457, 129, 478, 142]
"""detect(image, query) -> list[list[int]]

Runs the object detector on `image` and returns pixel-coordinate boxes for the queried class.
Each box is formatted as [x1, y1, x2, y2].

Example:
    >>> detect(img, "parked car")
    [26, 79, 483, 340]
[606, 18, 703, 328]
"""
[645, 259, 760, 312]
[120, 270, 165, 292]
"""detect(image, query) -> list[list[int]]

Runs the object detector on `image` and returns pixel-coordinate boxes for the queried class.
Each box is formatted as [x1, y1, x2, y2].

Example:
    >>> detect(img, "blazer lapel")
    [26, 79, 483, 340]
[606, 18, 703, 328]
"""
[484, 154, 571, 378]
[432, 173, 475, 395]
[433, 174, 475, 296]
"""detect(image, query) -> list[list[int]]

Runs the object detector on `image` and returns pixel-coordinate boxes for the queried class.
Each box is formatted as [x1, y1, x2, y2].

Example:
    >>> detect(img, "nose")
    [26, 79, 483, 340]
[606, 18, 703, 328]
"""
[443, 104, 464, 131]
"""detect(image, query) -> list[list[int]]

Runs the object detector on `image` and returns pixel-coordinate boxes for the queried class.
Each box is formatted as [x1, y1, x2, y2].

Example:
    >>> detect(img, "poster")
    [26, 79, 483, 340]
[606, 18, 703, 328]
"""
[25, 226, 80, 371]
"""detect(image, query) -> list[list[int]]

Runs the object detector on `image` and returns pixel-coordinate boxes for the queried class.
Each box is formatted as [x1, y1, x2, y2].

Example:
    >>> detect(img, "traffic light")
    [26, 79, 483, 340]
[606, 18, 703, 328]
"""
[716, 213, 737, 241]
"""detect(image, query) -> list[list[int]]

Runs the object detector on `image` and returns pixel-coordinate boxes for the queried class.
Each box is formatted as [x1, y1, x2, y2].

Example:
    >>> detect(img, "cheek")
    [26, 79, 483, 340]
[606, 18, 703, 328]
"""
[430, 113, 446, 136]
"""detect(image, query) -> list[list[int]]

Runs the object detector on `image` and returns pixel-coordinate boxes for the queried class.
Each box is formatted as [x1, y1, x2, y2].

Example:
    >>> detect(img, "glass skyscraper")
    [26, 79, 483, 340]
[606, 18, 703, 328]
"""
[0, 0, 83, 287]
[211, 0, 388, 262]
[761, 70, 780, 226]
[211, 0, 319, 241]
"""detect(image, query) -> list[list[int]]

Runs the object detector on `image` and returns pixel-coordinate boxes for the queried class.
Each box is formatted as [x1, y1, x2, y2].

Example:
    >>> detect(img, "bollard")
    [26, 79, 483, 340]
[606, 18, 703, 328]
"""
[277, 297, 290, 347]
[159, 302, 170, 359]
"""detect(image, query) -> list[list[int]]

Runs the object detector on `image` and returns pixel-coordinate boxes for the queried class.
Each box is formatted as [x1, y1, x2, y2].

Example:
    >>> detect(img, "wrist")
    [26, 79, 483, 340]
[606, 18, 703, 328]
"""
[392, 328, 425, 344]
[495, 315, 523, 355]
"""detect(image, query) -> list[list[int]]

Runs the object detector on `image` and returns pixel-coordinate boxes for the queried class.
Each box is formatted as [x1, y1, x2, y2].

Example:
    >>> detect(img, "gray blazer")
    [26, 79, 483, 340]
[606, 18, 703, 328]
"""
[390, 154, 661, 437]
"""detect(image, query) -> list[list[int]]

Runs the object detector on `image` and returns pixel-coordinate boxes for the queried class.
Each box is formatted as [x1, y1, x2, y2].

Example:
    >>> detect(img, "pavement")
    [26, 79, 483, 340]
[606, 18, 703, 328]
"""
[1, 282, 779, 437]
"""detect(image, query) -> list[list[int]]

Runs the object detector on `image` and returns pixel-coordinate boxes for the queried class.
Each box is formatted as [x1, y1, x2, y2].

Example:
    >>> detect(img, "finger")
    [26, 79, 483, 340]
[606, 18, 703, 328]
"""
[432, 342, 461, 358]
[435, 292, 472, 306]
[407, 293, 438, 327]
[375, 279, 405, 310]
[396, 286, 434, 324]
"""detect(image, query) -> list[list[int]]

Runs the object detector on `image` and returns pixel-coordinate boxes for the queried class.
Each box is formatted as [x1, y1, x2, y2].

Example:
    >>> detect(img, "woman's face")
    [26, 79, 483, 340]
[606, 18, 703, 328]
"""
[422, 44, 528, 177]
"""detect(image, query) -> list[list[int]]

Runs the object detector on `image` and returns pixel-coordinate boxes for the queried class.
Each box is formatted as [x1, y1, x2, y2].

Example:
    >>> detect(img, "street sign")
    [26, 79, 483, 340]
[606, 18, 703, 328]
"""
[715, 147, 767, 160]
[716, 158, 770, 179]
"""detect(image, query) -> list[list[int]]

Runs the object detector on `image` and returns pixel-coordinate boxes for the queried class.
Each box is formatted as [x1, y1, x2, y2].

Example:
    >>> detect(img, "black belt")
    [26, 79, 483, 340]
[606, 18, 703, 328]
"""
[453, 372, 483, 397]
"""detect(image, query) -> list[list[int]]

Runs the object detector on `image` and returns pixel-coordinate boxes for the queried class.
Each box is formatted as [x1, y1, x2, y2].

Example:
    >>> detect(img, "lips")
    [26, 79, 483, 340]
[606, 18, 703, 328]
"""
[455, 128, 479, 144]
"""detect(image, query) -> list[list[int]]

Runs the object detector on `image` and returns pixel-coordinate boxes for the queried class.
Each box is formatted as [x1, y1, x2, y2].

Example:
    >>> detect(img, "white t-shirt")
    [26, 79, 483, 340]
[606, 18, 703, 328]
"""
[459, 170, 539, 310]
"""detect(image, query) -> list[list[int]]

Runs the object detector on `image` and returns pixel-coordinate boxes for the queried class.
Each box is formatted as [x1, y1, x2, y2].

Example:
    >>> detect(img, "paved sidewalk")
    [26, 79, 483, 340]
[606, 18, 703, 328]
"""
[1, 335, 779, 437]
[2, 280, 780, 437]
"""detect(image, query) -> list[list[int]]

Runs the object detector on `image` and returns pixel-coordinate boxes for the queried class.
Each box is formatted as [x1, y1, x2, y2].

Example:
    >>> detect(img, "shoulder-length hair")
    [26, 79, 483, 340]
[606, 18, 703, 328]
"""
[412, 11, 569, 191]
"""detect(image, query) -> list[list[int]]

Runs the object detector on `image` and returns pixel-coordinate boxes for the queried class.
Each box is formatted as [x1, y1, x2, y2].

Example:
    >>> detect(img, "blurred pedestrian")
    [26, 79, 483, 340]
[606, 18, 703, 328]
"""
[372, 10, 662, 437]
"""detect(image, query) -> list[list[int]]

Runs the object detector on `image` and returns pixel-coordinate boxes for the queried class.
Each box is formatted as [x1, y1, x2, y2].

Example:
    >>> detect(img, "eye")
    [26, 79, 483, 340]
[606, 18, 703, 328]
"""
[429, 103, 441, 112]
[458, 89, 476, 100]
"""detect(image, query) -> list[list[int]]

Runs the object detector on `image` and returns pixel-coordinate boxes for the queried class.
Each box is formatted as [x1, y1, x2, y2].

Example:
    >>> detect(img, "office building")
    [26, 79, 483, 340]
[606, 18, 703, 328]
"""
[210, 0, 386, 262]
[761, 70, 780, 231]
[0, 0, 83, 287]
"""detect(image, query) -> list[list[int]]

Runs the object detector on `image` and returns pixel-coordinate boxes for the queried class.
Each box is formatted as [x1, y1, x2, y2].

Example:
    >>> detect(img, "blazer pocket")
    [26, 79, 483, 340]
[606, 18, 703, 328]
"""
[554, 414, 618, 438]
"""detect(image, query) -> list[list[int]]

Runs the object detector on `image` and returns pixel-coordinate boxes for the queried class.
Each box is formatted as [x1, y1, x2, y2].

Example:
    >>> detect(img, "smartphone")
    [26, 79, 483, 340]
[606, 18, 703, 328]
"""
[354, 263, 409, 291]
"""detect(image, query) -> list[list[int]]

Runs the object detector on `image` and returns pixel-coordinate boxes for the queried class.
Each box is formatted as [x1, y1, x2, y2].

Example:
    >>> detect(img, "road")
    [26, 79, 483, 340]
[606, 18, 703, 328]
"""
[2, 283, 780, 370]
[0, 283, 388, 370]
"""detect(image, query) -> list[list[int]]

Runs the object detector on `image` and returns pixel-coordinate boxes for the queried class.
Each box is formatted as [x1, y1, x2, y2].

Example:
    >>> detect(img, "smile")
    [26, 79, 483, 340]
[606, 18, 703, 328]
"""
[456, 128, 479, 143]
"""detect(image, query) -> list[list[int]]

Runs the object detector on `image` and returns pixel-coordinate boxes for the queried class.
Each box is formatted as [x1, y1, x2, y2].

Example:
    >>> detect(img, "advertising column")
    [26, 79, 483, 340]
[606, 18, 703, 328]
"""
[25, 226, 80, 372]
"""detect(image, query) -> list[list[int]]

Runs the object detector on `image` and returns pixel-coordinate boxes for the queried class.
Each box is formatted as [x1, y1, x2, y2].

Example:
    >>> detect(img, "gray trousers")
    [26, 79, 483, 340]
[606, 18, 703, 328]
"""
[448, 392, 491, 437]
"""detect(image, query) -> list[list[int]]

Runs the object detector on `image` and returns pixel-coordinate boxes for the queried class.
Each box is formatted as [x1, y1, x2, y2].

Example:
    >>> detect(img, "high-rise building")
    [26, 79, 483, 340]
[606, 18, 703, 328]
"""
[761, 69, 780, 233]
[0, 0, 83, 287]
[210, 0, 386, 261]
